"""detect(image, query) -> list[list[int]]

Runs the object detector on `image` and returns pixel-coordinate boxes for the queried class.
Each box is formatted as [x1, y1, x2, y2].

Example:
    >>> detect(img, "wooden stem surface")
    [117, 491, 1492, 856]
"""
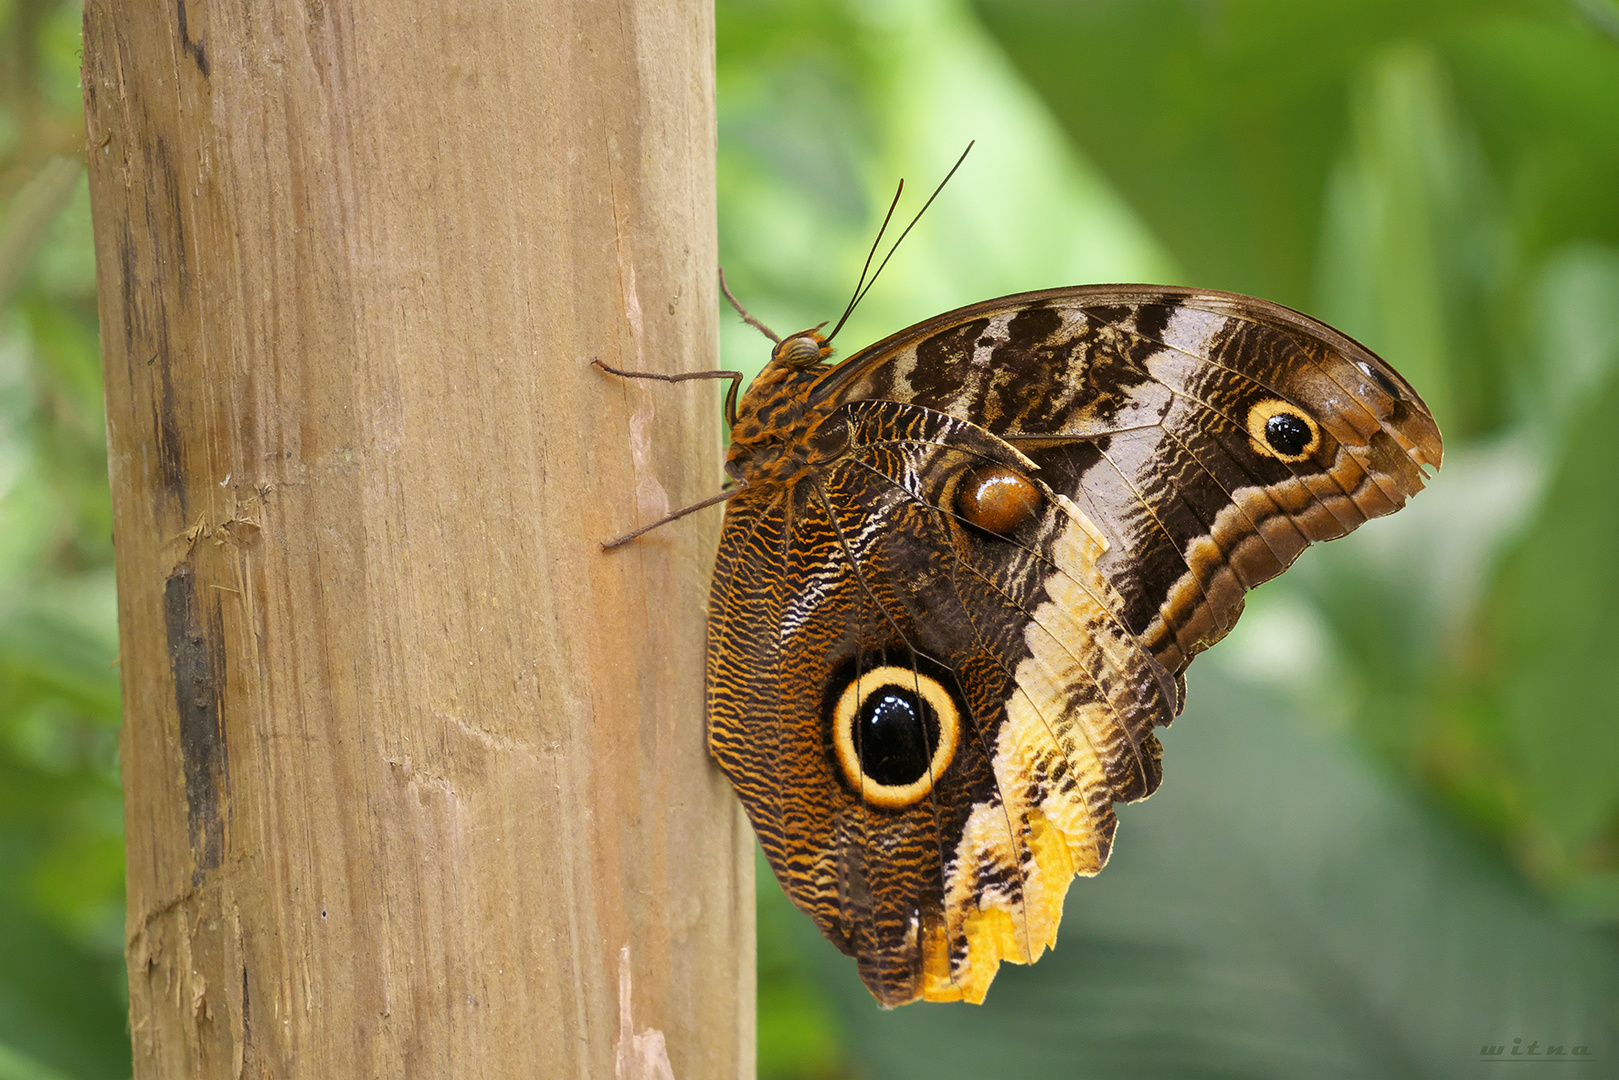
[82, 1, 752, 1076]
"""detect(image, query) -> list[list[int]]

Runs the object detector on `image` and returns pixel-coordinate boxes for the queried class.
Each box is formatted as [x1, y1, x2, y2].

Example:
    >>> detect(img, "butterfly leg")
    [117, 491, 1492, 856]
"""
[590, 358, 746, 428]
[599, 462, 748, 551]
[590, 358, 743, 384]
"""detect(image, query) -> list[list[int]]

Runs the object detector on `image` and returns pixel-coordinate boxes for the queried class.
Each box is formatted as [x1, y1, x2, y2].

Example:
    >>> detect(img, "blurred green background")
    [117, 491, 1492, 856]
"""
[3, 0, 1618, 1077]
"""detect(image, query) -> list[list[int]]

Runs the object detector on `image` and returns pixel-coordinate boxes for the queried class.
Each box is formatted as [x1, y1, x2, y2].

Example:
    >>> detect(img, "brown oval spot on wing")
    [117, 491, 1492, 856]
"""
[955, 463, 1043, 534]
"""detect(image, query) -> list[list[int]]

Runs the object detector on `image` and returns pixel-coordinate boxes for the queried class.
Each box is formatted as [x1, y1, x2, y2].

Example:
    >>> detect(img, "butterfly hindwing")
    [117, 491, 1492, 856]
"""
[704, 285, 1442, 1007]
[710, 397, 1177, 1005]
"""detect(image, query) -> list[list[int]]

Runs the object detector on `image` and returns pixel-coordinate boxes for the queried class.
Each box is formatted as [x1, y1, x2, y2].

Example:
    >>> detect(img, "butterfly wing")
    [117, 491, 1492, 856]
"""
[707, 286, 1441, 1007]
[815, 286, 1442, 676]
[709, 401, 1171, 1005]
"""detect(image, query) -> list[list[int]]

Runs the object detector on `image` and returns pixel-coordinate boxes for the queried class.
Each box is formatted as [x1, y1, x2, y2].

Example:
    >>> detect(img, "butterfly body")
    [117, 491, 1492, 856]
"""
[723, 342, 842, 488]
[701, 285, 1440, 1007]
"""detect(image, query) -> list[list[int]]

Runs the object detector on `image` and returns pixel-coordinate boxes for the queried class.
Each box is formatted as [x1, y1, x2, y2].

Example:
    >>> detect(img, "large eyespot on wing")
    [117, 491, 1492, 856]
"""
[827, 663, 961, 809]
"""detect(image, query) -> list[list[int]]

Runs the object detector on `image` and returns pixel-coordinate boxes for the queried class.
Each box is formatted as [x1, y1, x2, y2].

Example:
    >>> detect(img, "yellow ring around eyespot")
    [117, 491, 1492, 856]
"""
[1246, 397, 1321, 462]
[831, 665, 961, 809]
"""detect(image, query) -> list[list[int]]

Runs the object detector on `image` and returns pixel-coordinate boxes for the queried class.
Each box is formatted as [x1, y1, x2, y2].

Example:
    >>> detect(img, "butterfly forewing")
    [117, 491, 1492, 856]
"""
[818, 287, 1440, 669]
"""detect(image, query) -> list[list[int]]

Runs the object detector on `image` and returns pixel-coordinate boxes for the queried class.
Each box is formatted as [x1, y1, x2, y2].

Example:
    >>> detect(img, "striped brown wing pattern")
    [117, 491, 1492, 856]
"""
[817, 286, 1443, 679]
[705, 285, 1441, 1008]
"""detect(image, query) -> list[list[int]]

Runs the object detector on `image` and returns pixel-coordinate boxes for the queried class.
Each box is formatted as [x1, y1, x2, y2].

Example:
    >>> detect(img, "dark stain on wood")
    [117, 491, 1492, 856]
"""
[117, 219, 137, 355]
[150, 328, 187, 512]
[150, 134, 188, 289]
[240, 964, 251, 1050]
[177, 0, 210, 78]
[164, 566, 228, 884]
[138, 135, 189, 509]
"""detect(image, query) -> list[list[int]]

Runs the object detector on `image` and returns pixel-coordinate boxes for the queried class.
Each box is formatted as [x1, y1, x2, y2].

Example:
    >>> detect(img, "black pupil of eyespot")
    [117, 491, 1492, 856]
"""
[1265, 412, 1312, 455]
[855, 688, 939, 788]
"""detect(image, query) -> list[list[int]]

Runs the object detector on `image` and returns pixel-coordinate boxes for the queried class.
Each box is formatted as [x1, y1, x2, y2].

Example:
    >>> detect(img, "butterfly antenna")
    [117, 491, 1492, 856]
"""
[718, 267, 781, 344]
[825, 179, 906, 345]
[825, 141, 975, 346]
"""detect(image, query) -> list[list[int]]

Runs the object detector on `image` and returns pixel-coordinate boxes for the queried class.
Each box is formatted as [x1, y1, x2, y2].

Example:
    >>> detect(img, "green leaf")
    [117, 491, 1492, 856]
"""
[0, 160, 82, 311]
[758, 851, 846, 1080]
[974, 0, 1619, 437]
[0, 895, 130, 1080]
[1523, 243, 1619, 434]
[1480, 359, 1619, 903]
[976, 0, 1402, 306]
[0, 1043, 80, 1080]
[1314, 40, 1511, 438]
[976, 0, 1619, 287]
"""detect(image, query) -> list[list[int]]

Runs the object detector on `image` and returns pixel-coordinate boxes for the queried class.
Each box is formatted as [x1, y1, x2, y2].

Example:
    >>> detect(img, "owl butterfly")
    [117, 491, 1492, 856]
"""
[603, 274, 1440, 1007]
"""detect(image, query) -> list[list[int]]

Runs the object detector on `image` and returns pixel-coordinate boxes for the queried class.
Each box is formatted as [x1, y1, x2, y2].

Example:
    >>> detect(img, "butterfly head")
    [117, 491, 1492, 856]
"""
[772, 326, 833, 369]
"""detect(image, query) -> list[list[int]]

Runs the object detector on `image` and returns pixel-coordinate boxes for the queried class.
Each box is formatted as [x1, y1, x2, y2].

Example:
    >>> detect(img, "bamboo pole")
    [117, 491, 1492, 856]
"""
[82, 2, 752, 1076]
